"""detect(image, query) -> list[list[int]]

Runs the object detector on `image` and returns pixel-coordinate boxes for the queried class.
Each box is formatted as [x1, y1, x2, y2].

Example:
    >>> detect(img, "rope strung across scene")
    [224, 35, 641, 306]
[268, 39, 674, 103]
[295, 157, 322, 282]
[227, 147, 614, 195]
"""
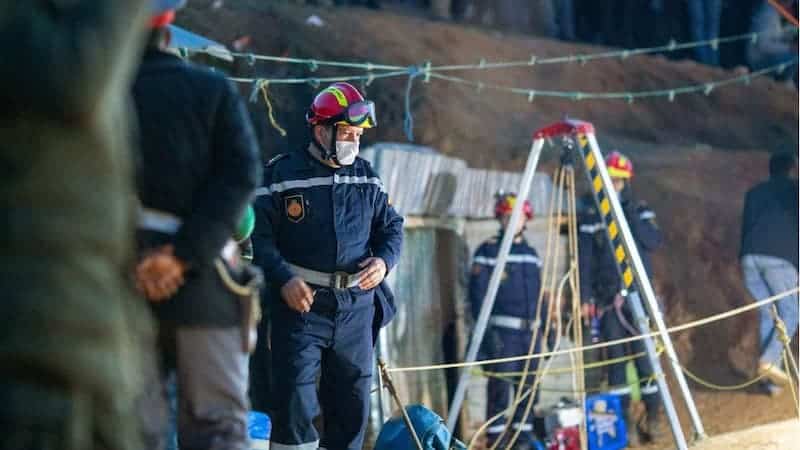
[475, 351, 651, 379]
[426, 60, 798, 102]
[481, 370, 660, 396]
[181, 27, 798, 72]
[385, 287, 800, 373]
[473, 331, 782, 395]
[229, 60, 797, 102]
[230, 69, 410, 86]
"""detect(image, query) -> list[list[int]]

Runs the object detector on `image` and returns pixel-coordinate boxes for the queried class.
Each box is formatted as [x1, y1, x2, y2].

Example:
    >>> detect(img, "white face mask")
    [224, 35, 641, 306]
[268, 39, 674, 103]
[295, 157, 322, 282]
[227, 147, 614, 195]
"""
[335, 140, 359, 165]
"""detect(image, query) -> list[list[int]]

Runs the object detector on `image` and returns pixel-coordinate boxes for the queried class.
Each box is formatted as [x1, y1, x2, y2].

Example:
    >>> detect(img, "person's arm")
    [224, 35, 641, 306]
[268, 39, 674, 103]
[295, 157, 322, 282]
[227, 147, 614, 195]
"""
[172, 80, 262, 266]
[252, 179, 295, 289]
[468, 245, 492, 321]
[629, 201, 663, 252]
[0, 1, 149, 121]
[751, 3, 793, 55]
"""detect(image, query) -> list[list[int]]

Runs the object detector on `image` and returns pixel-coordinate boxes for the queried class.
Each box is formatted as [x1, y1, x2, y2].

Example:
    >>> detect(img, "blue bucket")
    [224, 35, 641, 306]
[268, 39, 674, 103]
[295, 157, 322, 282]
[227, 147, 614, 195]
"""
[248, 411, 271, 450]
[585, 394, 627, 450]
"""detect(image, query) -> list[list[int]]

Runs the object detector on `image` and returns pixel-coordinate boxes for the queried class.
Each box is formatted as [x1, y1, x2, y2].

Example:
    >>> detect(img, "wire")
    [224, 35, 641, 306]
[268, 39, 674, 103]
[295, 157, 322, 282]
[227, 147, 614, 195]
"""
[386, 287, 800, 373]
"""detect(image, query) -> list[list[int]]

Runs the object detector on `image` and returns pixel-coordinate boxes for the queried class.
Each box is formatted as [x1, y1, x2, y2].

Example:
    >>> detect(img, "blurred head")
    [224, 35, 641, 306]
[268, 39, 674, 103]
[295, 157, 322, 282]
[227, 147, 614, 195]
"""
[769, 151, 798, 178]
[150, 0, 186, 28]
[147, 0, 185, 48]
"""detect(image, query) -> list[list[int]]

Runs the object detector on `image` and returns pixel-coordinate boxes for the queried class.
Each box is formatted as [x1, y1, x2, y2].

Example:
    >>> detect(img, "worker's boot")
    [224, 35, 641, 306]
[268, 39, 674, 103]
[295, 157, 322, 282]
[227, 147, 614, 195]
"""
[625, 412, 642, 447]
[641, 412, 661, 443]
[758, 361, 792, 387]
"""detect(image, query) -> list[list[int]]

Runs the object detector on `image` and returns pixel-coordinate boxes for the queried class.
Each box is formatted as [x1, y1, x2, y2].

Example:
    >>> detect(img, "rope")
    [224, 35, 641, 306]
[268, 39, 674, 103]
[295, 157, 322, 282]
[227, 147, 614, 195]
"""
[480, 166, 564, 450]
[468, 386, 535, 450]
[427, 29, 798, 72]
[475, 351, 649, 378]
[426, 60, 798, 102]
[495, 167, 570, 450]
[182, 27, 798, 72]
[772, 304, 800, 415]
[768, 0, 800, 27]
[386, 287, 800, 373]
[258, 81, 287, 137]
[229, 60, 797, 103]
[181, 47, 405, 71]
[482, 370, 660, 396]
[499, 270, 571, 450]
[213, 259, 261, 298]
[772, 304, 800, 378]
[564, 166, 588, 450]
[228, 69, 410, 86]
[782, 350, 800, 416]
[678, 363, 771, 391]
[403, 65, 424, 141]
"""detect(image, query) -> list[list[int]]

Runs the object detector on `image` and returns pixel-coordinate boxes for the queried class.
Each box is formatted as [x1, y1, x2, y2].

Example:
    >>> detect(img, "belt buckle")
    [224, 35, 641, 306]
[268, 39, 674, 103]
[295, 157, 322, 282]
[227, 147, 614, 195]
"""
[331, 271, 349, 289]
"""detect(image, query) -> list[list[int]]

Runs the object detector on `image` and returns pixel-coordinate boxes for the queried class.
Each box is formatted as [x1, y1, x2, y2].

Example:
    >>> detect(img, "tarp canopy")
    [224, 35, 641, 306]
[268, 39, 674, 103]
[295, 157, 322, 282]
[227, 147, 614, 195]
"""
[167, 25, 232, 62]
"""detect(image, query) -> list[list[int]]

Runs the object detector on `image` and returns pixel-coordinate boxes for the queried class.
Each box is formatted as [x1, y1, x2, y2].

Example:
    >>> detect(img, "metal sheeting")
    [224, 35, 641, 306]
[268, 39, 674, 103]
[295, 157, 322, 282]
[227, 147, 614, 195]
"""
[360, 143, 554, 219]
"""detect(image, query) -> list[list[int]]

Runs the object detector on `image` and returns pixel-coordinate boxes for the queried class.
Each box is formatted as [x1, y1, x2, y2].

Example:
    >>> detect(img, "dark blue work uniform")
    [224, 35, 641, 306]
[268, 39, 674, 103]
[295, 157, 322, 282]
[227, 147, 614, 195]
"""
[253, 148, 403, 450]
[577, 191, 663, 416]
[469, 235, 543, 446]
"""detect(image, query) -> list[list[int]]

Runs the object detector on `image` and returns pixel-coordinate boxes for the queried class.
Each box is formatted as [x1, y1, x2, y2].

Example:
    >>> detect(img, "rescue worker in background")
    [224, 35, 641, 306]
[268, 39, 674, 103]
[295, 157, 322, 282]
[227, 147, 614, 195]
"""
[469, 192, 543, 450]
[578, 151, 663, 446]
[740, 151, 798, 396]
[132, 1, 262, 448]
[0, 2, 153, 449]
[252, 82, 403, 450]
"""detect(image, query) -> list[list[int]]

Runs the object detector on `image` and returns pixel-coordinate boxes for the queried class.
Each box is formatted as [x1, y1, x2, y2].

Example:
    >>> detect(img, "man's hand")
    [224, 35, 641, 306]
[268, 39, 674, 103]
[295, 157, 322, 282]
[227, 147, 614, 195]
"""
[358, 257, 387, 290]
[581, 302, 594, 326]
[135, 245, 187, 302]
[281, 276, 315, 313]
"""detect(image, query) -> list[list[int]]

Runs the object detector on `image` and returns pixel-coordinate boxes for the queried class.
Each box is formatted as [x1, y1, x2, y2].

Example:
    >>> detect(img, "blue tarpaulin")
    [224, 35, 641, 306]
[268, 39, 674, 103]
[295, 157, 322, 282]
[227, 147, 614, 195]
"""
[167, 25, 232, 61]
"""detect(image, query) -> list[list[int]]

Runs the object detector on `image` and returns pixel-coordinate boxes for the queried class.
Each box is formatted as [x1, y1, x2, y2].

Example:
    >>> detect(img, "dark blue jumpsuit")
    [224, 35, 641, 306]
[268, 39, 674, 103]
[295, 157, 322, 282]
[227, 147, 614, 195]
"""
[469, 236, 543, 446]
[252, 149, 403, 450]
[577, 192, 663, 417]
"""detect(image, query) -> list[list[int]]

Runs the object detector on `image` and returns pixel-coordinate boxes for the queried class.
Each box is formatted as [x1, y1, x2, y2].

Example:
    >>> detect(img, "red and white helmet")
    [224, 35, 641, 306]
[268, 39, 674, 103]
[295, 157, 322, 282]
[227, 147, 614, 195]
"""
[494, 192, 533, 220]
[306, 82, 376, 129]
[605, 150, 634, 179]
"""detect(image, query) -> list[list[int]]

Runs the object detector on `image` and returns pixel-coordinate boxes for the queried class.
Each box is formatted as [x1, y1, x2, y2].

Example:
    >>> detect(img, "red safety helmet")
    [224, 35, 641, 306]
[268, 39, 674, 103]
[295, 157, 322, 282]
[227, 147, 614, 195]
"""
[149, 0, 185, 28]
[306, 82, 376, 129]
[605, 150, 634, 179]
[494, 192, 533, 220]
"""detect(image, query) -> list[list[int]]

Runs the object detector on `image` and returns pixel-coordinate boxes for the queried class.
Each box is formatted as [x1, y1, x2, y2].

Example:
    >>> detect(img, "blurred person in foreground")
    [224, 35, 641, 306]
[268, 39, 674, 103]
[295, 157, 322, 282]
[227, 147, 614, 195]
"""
[0, 1, 154, 449]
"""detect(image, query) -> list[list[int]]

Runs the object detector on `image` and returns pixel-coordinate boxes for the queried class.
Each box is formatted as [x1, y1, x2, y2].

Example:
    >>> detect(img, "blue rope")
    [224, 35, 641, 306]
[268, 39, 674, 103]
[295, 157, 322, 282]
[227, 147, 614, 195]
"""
[403, 65, 424, 142]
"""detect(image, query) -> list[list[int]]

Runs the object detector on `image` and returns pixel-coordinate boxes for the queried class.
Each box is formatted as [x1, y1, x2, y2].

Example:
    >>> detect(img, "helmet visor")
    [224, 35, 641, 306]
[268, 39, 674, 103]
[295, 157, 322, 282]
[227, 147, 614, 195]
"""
[331, 101, 376, 128]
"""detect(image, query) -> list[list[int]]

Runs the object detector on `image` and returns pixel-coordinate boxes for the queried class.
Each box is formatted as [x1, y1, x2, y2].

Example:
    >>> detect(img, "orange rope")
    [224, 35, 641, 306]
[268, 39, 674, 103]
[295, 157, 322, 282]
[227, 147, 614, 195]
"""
[768, 0, 800, 28]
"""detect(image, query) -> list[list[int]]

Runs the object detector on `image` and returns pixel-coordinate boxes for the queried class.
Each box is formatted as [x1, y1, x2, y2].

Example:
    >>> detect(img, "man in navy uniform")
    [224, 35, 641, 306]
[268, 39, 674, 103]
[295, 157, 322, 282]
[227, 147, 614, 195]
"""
[253, 82, 403, 450]
[132, 1, 262, 447]
[469, 192, 543, 449]
[578, 151, 663, 444]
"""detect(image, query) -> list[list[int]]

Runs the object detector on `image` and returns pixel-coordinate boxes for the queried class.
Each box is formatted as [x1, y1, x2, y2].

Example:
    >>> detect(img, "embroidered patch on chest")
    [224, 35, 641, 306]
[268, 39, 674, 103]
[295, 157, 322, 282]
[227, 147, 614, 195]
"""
[285, 194, 305, 223]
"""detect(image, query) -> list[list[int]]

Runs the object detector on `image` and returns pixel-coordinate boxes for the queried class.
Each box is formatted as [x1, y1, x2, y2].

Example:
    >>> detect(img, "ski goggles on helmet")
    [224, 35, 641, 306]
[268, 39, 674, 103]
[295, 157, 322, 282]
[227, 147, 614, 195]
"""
[328, 101, 377, 128]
